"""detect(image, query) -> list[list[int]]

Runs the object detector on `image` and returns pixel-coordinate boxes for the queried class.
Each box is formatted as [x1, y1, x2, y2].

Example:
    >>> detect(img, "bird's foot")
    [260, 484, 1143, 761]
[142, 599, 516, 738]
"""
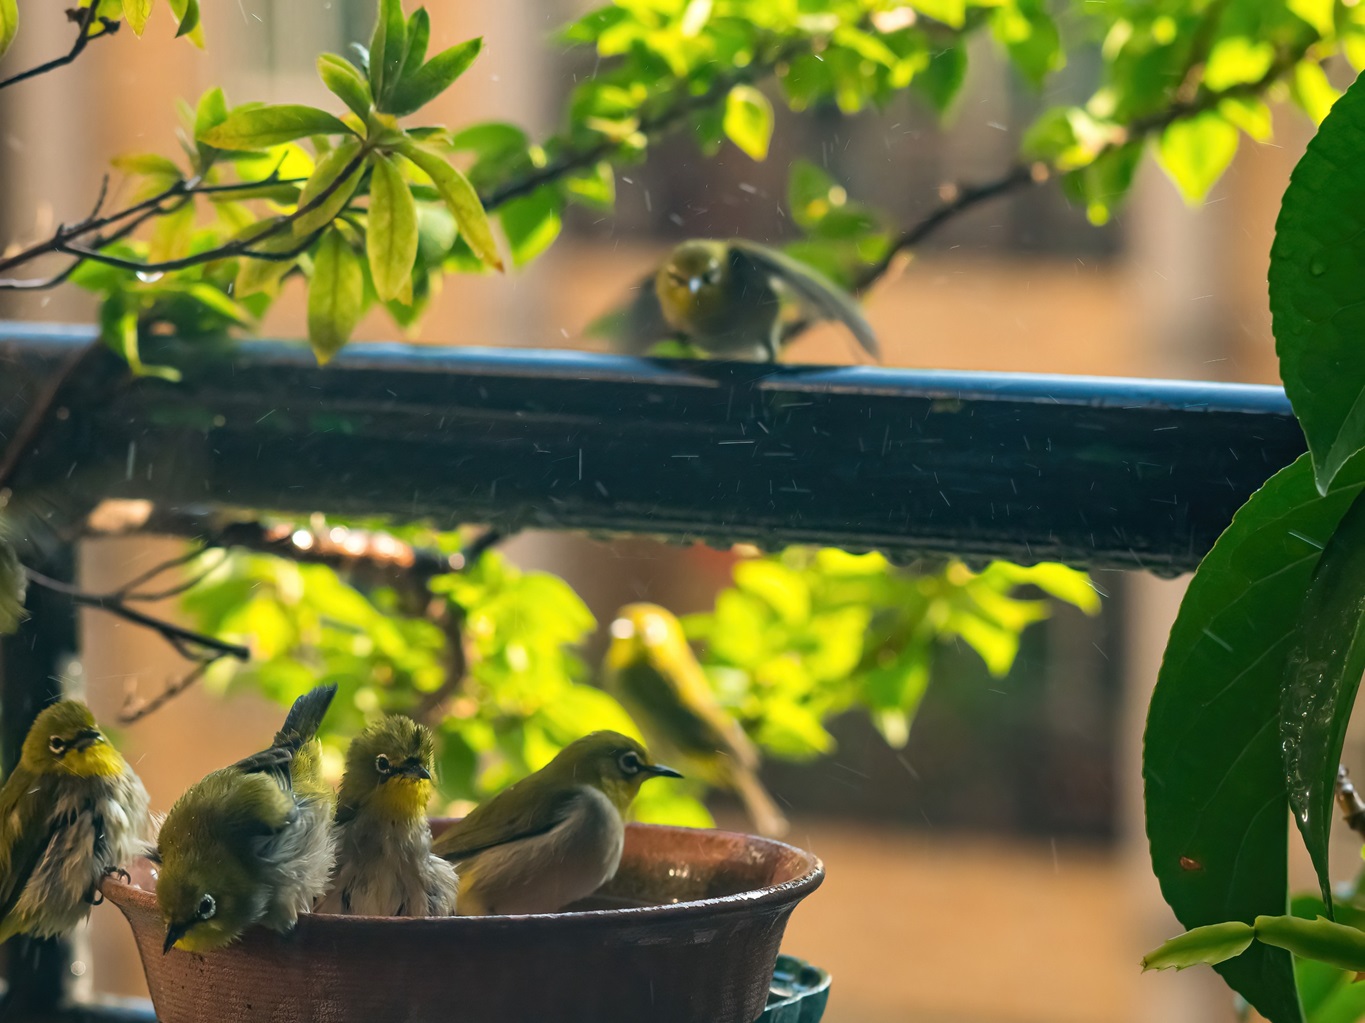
[84, 887, 105, 906]
[104, 865, 131, 883]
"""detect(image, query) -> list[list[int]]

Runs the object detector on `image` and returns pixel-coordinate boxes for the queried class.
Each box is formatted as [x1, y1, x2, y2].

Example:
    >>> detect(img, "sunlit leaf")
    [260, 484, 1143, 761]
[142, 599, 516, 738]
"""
[723, 84, 773, 161]
[1291, 62, 1341, 126]
[0, 533, 27, 636]
[498, 187, 562, 267]
[234, 222, 303, 297]
[398, 141, 504, 270]
[124, 0, 152, 36]
[908, 0, 964, 29]
[1156, 112, 1238, 204]
[1141, 922, 1255, 972]
[991, 0, 1063, 87]
[307, 228, 365, 364]
[1220, 96, 1273, 142]
[293, 137, 365, 236]
[1255, 915, 1365, 974]
[0, 0, 17, 62]
[386, 37, 482, 117]
[366, 153, 419, 303]
[202, 105, 350, 151]
[318, 54, 372, 119]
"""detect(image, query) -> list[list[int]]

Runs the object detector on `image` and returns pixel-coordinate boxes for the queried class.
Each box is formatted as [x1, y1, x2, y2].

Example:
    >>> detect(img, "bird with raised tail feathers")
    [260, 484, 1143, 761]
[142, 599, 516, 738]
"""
[603, 603, 789, 838]
[432, 731, 681, 916]
[156, 684, 338, 953]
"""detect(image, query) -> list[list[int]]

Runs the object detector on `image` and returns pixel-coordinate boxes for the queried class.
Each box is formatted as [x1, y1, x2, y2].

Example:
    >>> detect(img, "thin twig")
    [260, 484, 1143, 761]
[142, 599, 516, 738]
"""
[24, 568, 249, 661]
[119, 660, 214, 725]
[0, 6, 117, 92]
[1338, 766, 1365, 840]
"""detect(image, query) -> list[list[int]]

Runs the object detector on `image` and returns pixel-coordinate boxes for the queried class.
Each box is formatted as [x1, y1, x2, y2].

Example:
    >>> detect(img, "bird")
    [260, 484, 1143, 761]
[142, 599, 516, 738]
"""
[432, 731, 681, 916]
[603, 603, 789, 838]
[156, 683, 338, 953]
[0, 699, 151, 943]
[316, 715, 459, 918]
[595, 238, 879, 362]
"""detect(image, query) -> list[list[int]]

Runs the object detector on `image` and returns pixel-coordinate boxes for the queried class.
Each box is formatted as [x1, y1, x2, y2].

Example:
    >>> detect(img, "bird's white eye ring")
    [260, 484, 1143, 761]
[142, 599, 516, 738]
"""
[197, 894, 216, 920]
[375, 754, 392, 775]
[618, 751, 642, 775]
[48, 736, 66, 755]
[610, 618, 635, 640]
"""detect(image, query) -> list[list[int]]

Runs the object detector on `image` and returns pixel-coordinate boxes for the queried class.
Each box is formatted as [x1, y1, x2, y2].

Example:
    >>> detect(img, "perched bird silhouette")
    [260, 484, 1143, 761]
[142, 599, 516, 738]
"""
[433, 731, 681, 916]
[0, 700, 151, 943]
[604, 603, 788, 838]
[318, 715, 459, 918]
[595, 238, 879, 362]
[156, 684, 338, 953]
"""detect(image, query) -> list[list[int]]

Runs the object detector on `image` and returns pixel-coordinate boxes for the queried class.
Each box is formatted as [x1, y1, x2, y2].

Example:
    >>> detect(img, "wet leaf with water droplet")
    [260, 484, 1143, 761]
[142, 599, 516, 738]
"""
[1146, 452, 1365, 1023]
[1282, 486, 1365, 913]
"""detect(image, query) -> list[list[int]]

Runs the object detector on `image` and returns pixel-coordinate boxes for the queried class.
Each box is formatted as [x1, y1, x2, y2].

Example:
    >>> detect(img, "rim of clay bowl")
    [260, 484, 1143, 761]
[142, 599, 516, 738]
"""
[103, 822, 825, 930]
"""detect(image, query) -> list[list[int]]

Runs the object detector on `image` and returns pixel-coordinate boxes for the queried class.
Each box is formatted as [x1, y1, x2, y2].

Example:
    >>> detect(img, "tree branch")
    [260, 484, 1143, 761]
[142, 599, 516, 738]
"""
[1338, 766, 1365, 840]
[0, 6, 118, 93]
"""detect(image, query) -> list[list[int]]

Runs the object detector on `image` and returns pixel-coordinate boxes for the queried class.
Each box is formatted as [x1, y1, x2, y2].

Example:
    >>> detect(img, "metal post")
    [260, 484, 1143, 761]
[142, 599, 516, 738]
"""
[0, 545, 76, 1022]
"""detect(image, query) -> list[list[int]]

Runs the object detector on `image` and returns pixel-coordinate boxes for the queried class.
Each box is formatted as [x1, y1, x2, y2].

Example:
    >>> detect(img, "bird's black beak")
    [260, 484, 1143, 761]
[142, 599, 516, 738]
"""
[396, 759, 431, 781]
[72, 728, 102, 752]
[163, 921, 190, 955]
[647, 763, 684, 779]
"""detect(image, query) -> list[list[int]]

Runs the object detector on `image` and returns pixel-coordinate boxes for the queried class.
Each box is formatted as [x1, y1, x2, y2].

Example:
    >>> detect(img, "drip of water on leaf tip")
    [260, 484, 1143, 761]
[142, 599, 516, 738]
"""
[136, 271, 163, 283]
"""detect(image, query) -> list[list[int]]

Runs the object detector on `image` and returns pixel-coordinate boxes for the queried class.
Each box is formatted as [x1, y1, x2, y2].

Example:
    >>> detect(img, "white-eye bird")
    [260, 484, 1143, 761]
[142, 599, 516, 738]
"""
[604, 603, 789, 838]
[317, 715, 459, 918]
[0, 700, 150, 943]
[432, 731, 681, 916]
[156, 684, 338, 953]
[597, 238, 879, 362]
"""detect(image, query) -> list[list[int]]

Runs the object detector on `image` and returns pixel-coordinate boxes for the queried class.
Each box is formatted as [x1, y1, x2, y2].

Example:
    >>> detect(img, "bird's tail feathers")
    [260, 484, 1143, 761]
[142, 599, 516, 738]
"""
[730, 766, 790, 839]
[273, 684, 338, 751]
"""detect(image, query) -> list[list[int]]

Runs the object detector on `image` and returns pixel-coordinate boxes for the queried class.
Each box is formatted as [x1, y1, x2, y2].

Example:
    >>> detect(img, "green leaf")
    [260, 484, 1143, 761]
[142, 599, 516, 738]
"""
[398, 141, 503, 271]
[1271, 73, 1365, 494]
[318, 54, 372, 119]
[498, 187, 562, 267]
[1289, 0, 1336, 37]
[1282, 487, 1365, 911]
[0, 0, 17, 62]
[1220, 97, 1273, 143]
[400, 7, 430, 82]
[234, 222, 302, 297]
[913, 44, 967, 115]
[0, 533, 27, 636]
[386, 38, 482, 117]
[722, 84, 773, 162]
[1292, 62, 1342, 126]
[148, 201, 195, 263]
[193, 86, 229, 168]
[1140, 922, 1255, 972]
[1146, 452, 1365, 1023]
[112, 153, 183, 178]
[293, 136, 364, 236]
[564, 162, 614, 210]
[368, 0, 407, 105]
[1255, 915, 1365, 973]
[1204, 36, 1275, 93]
[202, 105, 350, 151]
[125, 0, 152, 36]
[171, 0, 200, 39]
[908, 0, 964, 29]
[100, 296, 182, 382]
[1156, 112, 1238, 204]
[307, 228, 364, 364]
[991, 0, 1063, 87]
[366, 153, 418, 303]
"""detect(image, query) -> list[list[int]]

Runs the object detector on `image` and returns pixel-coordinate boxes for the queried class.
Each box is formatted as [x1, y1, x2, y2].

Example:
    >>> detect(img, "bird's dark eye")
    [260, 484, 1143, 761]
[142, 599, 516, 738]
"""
[48, 736, 66, 755]
[374, 754, 391, 775]
[618, 751, 642, 775]
[197, 894, 216, 920]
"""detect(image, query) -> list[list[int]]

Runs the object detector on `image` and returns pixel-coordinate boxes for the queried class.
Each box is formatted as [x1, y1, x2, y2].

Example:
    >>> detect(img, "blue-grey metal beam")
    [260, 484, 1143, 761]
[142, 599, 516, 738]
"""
[0, 324, 1305, 573]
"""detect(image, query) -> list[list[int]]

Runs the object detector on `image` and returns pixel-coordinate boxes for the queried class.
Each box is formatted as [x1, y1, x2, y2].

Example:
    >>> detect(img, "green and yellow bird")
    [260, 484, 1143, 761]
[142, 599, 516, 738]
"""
[597, 238, 879, 362]
[0, 700, 150, 943]
[432, 731, 681, 916]
[317, 715, 459, 918]
[604, 603, 789, 838]
[156, 684, 338, 953]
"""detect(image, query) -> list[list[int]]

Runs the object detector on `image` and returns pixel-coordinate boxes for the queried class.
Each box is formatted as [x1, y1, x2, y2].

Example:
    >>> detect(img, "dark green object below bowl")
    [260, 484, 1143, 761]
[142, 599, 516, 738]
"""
[757, 955, 831, 1022]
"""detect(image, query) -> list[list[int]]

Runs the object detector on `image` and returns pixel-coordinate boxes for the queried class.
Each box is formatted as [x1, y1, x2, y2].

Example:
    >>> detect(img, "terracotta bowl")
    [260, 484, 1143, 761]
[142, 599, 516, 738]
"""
[103, 820, 824, 1023]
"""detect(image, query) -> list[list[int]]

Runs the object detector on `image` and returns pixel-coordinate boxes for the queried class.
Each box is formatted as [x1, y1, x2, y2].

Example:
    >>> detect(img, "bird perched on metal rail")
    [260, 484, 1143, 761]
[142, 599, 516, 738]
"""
[0, 700, 151, 943]
[156, 684, 338, 953]
[593, 238, 879, 362]
[317, 715, 459, 918]
[604, 603, 788, 838]
[432, 731, 681, 916]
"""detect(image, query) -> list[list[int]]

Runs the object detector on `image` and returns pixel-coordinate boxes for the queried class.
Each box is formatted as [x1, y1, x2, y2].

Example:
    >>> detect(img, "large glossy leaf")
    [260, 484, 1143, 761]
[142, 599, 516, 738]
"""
[1284, 488, 1365, 911]
[1272, 72, 1365, 495]
[398, 141, 502, 271]
[1146, 453, 1365, 1023]
[307, 229, 364, 364]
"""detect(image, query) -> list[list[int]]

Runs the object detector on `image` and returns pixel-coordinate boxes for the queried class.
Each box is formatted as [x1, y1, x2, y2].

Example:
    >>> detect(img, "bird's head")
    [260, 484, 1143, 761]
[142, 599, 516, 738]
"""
[21, 700, 123, 778]
[606, 603, 687, 669]
[156, 771, 283, 954]
[548, 731, 682, 812]
[655, 240, 729, 331]
[337, 715, 435, 823]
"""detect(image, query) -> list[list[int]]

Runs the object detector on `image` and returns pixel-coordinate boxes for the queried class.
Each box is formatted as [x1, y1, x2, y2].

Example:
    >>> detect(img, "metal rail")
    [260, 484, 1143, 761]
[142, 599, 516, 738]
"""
[0, 323, 1304, 573]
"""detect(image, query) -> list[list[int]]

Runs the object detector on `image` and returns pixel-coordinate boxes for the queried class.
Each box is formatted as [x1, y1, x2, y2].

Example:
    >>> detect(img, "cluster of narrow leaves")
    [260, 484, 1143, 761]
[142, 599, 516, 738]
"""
[1142, 67, 1365, 1023]
[180, 536, 1093, 827]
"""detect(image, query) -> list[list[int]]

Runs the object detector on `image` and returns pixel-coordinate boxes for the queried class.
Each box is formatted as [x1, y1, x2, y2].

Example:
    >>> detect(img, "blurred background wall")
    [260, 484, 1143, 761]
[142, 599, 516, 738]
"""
[0, 2, 1336, 1020]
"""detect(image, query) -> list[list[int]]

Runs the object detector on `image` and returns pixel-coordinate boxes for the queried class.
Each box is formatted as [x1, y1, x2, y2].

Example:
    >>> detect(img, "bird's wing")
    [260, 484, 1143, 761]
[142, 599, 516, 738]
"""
[616, 659, 760, 771]
[229, 746, 295, 790]
[433, 783, 581, 862]
[0, 771, 61, 929]
[731, 239, 880, 359]
[587, 272, 678, 354]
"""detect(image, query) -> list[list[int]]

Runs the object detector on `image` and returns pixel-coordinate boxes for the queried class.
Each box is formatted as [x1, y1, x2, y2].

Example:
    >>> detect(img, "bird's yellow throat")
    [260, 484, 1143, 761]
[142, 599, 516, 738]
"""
[59, 742, 124, 778]
[371, 776, 432, 820]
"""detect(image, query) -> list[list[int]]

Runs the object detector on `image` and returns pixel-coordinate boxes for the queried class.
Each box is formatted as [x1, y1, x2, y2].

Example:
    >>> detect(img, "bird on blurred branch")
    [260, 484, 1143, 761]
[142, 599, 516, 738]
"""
[604, 603, 789, 838]
[591, 238, 879, 363]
